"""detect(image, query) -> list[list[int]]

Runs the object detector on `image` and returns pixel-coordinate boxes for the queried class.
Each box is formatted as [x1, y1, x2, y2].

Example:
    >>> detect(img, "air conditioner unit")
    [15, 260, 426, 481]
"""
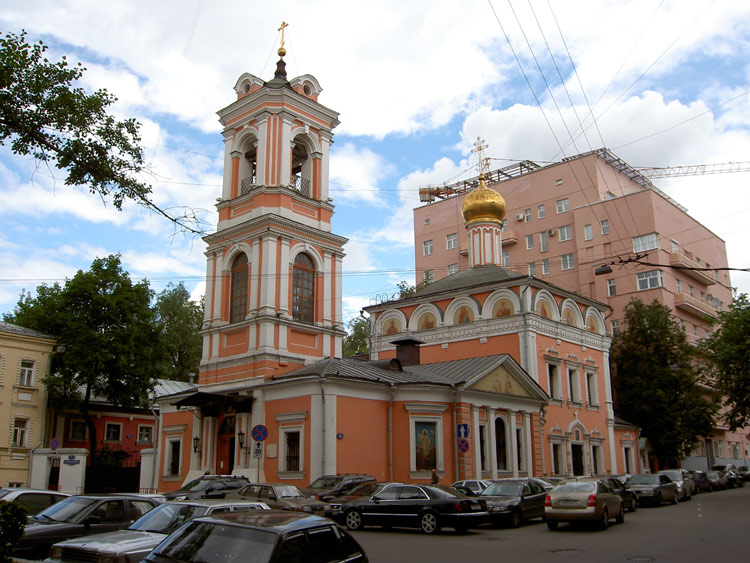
[547, 228, 557, 236]
[515, 213, 525, 221]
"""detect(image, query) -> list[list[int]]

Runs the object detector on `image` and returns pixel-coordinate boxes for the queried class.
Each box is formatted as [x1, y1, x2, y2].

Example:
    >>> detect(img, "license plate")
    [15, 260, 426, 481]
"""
[470, 503, 480, 510]
[559, 500, 578, 506]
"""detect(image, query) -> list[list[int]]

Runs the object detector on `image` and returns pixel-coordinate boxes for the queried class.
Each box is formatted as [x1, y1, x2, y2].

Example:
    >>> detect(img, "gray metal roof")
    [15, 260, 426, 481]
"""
[0, 321, 55, 340]
[153, 379, 197, 399]
[415, 265, 524, 297]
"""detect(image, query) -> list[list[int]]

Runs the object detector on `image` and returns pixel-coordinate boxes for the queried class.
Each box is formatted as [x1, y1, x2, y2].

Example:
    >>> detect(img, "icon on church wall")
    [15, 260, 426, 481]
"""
[418, 313, 436, 330]
[493, 299, 513, 318]
[383, 318, 401, 335]
[537, 302, 550, 319]
[454, 306, 473, 325]
[415, 422, 437, 471]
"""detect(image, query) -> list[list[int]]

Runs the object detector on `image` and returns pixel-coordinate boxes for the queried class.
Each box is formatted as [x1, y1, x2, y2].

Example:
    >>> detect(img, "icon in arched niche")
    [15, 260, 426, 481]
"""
[493, 298, 514, 318]
[383, 318, 401, 335]
[586, 318, 599, 333]
[454, 305, 474, 325]
[562, 309, 576, 326]
[536, 301, 551, 319]
[418, 312, 436, 330]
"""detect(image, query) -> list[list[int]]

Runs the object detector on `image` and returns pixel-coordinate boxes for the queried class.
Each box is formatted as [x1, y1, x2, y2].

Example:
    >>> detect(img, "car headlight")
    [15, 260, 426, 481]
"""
[49, 546, 63, 560]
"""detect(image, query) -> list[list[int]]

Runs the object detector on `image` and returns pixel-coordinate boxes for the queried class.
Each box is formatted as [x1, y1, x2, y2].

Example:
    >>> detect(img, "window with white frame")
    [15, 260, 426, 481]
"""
[525, 234, 534, 249]
[584, 224, 593, 241]
[547, 363, 562, 400]
[447, 263, 459, 276]
[539, 231, 549, 252]
[607, 279, 616, 297]
[591, 444, 602, 475]
[528, 262, 536, 276]
[137, 425, 154, 444]
[479, 424, 488, 472]
[70, 420, 87, 441]
[637, 270, 663, 290]
[104, 422, 122, 442]
[567, 367, 581, 403]
[12, 418, 28, 447]
[423, 240, 433, 256]
[538, 204, 546, 219]
[19, 360, 34, 387]
[279, 427, 303, 473]
[551, 442, 564, 475]
[671, 239, 679, 252]
[559, 225, 573, 242]
[516, 427, 525, 472]
[524, 208, 532, 222]
[601, 219, 610, 235]
[446, 233, 457, 250]
[688, 284, 694, 297]
[556, 198, 569, 213]
[623, 446, 633, 473]
[542, 259, 550, 275]
[676, 279, 682, 293]
[586, 371, 598, 405]
[633, 232, 659, 253]
[561, 253, 575, 270]
[495, 417, 508, 471]
[502, 251, 510, 267]
[167, 438, 181, 476]
[611, 320, 620, 336]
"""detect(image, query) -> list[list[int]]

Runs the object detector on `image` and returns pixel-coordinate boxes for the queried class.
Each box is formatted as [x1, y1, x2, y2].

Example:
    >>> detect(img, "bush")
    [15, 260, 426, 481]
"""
[0, 500, 28, 562]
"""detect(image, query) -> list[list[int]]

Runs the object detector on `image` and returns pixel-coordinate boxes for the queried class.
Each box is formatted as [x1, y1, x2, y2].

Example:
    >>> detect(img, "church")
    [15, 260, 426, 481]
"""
[152, 36, 639, 492]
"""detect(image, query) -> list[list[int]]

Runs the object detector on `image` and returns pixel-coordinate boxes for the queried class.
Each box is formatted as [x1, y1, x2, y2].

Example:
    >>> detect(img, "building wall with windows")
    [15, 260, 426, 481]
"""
[0, 322, 55, 487]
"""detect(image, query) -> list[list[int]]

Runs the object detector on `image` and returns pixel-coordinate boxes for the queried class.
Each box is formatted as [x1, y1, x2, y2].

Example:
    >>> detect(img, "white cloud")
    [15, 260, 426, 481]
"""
[330, 144, 394, 206]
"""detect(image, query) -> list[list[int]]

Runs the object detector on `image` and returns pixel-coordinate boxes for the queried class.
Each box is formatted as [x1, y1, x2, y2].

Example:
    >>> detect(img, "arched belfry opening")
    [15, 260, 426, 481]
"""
[238, 136, 259, 195]
[291, 138, 312, 197]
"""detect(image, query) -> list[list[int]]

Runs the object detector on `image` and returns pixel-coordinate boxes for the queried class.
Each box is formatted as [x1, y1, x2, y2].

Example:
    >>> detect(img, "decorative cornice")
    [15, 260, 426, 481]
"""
[403, 402, 448, 414]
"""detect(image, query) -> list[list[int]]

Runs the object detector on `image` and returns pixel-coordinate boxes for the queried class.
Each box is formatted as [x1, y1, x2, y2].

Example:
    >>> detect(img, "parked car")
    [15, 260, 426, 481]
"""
[535, 477, 566, 491]
[626, 474, 679, 506]
[479, 478, 546, 527]
[327, 482, 401, 520]
[544, 478, 624, 530]
[163, 475, 250, 501]
[0, 488, 69, 516]
[736, 465, 750, 482]
[226, 483, 328, 515]
[302, 474, 376, 502]
[451, 479, 492, 495]
[603, 477, 637, 512]
[45, 499, 270, 563]
[143, 511, 368, 563]
[689, 470, 712, 493]
[340, 483, 487, 534]
[712, 464, 743, 488]
[14, 494, 162, 560]
[658, 469, 693, 501]
[706, 470, 728, 491]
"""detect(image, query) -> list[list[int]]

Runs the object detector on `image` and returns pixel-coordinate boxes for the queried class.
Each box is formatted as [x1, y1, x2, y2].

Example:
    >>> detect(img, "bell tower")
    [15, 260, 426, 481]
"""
[200, 30, 347, 385]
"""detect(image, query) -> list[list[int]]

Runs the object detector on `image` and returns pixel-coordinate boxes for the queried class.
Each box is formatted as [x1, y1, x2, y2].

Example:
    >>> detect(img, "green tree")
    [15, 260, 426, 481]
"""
[0, 501, 27, 562]
[342, 316, 370, 356]
[611, 299, 716, 468]
[4, 255, 157, 461]
[700, 293, 750, 430]
[153, 282, 204, 381]
[0, 31, 199, 233]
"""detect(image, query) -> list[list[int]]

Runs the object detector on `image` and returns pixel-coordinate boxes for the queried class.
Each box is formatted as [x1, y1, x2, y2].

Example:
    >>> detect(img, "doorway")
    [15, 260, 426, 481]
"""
[571, 444, 585, 476]
[216, 416, 236, 474]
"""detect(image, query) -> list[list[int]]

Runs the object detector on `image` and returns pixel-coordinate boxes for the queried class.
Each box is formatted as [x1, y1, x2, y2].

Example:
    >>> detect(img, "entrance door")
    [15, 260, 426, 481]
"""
[216, 416, 236, 474]
[571, 444, 585, 476]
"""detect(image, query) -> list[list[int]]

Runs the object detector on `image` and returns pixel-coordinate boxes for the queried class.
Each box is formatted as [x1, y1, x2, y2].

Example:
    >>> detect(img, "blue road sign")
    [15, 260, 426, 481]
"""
[457, 424, 469, 439]
[251, 425, 268, 442]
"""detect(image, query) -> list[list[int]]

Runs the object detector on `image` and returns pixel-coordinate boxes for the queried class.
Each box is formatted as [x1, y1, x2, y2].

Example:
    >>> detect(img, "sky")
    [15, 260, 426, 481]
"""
[1, 0, 750, 325]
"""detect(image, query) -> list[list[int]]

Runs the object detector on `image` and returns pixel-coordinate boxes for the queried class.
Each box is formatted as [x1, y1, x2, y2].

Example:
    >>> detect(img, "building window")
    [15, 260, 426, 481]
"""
[502, 251, 510, 267]
[676, 279, 682, 293]
[524, 208, 532, 222]
[584, 224, 593, 241]
[525, 234, 534, 249]
[516, 428, 525, 472]
[607, 279, 616, 297]
[446, 233, 457, 250]
[167, 439, 181, 476]
[528, 262, 536, 276]
[70, 421, 87, 441]
[281, 429, 301, 472]
[688, 284, 694, 297]
[230, 254, 249, 324]
[561, 253, 575, 270]
[424, 269, 434, 284]
[447, 263, 459, 276]
[555, 178, 563, 186]
[671, 239, 679, 252]
[600, 219, 610, 235]
[567, 368, 581, 403]
[633, 233, 659, 253]
[592, 444, 602, 475]
[637, 270, 663, 290]
[538, 204, 546, 219]
[556, 198, 569, 213]
[548, 363, 561, 400]
[12, 418, 27, 447]
[495, 418, 507, 471]
[137, 425, 154, 444]
[586, 371, 598, 405]
[104, 422, 122, 442]
[552, 443, 563, 475]
[611, 320, 620, 336]
[423, 239, 433, 256]
[479, 424, 488, 472]
[19, 360, 34, 387]
[542, 259, 550, 275]
[292, 253, 315, 324]
[539, 231, 548, 252]
[559, 225, 573, 242]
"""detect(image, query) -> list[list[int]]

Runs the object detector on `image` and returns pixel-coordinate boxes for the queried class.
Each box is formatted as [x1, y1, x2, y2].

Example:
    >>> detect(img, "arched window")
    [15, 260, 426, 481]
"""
[291, 142, 311, 196]
[495, 418, 507, 471]
[230, 254, 248, 323]
[292, 253, 315, 324]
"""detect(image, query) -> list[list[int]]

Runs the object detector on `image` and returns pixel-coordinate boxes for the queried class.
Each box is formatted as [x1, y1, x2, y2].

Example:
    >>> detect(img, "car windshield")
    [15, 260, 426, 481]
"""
[129, 503, 207, 534]
[35, 497, 98, 523]
[0, 489, 11, 500]
[628, 475, 659, 485]
[309, 477, 341, 489]
[152, 521, 276, 563]
[179, 479, 212, 492]
[482, 482, 522, 497]
[660, 471, 682, 481]
[423, 485, 461, 499]
[553, 482, 596, 493]
[347, 482, 381, 497]
[707, 471, 720, 478]
[275, 486, 304, 498]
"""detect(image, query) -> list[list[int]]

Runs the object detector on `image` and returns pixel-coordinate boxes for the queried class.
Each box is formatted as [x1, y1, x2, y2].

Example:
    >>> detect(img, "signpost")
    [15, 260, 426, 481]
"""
[250, 425, 267, 479]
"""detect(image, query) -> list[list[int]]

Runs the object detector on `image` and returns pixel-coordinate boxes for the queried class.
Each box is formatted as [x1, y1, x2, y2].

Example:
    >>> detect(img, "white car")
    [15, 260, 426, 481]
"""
[0, 488, 70, 516]
[45, 499, 270, 563]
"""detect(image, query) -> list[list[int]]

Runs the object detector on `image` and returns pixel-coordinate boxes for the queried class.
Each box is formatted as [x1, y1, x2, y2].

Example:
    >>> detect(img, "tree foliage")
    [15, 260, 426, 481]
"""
[700, 293, 750, 430]
[152, 283, 203, 381]
[343, 316, 370, 356]
[611, 299, 717, 467]
[0, 31, 199, 233]
[0, 500, 27, 562]
[3, 255, 157, 461]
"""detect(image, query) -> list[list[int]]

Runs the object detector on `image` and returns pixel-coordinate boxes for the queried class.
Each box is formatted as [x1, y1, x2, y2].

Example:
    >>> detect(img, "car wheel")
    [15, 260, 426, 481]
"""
[671, 492, 678, 505]
[419, 510, 441, 534]
[629, 498, 637, 512]
[510, 509, 522, 528]
[615, 504, 625, 524]
[599, 508, 609, 530]
[656, 493, 663, 506]
[546, 520, 558, 530]
[344, 509, 363, 531]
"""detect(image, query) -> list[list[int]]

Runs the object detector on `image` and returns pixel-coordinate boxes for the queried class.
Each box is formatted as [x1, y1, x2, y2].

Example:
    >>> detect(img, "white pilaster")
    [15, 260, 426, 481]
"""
[509, 411, 518, 478]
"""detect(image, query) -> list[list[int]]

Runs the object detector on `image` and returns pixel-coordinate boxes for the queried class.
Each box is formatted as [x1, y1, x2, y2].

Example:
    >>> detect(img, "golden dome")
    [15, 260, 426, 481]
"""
[461, 176, 506, 227]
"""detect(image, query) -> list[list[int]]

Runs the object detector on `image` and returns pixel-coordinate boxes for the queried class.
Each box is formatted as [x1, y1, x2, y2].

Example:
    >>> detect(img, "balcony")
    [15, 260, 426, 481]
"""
[291, 175, 311, 197]
[670, 251, 715, 285]
[674, 291, 718, 319]
[502, 229, 518, 245]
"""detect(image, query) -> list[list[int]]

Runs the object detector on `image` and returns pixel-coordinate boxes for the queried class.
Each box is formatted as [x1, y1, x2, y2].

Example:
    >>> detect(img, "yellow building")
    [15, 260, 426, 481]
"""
[0, 322, 55, 486]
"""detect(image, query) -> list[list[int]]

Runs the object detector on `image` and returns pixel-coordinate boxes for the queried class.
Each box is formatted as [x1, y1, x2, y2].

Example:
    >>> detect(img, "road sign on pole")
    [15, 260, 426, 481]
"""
[251, 425, 268, 442]
[253, 441, 263, 459]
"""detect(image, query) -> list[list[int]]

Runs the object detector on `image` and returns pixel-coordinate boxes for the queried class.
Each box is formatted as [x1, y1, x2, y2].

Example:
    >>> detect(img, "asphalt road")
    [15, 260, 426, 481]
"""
[349, 485, 750, 562]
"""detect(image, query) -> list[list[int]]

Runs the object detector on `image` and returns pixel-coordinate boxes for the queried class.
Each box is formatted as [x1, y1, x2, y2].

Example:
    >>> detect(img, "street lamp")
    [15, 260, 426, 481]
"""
[193, 436, 200, 453]
[237, 430, 245, 450]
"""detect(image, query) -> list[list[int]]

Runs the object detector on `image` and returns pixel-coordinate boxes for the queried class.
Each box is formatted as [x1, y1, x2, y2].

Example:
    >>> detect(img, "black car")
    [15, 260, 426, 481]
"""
[480, 478, 547, 527]
[302, 474, 376, 502]
[604, 477, 637, 512]
[689, 470, 713, 493]
[143, 511, 367, 563]
[14, 494, 161, 560]
[163, 475, 250, 501]
[327, 482, 401, 520]
[340, 483, 487, 534]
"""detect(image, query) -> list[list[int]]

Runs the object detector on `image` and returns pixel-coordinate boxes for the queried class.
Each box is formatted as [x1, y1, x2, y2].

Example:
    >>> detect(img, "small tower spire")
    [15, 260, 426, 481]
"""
[269, 21, 290, 86]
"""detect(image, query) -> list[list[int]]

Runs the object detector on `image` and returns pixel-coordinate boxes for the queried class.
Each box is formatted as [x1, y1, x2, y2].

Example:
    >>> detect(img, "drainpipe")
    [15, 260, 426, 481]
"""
[388, 383, 395, 481]
[452, 385, 459, 481]
[320, 375, 327, 477]
[520, 277, 533, 371]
